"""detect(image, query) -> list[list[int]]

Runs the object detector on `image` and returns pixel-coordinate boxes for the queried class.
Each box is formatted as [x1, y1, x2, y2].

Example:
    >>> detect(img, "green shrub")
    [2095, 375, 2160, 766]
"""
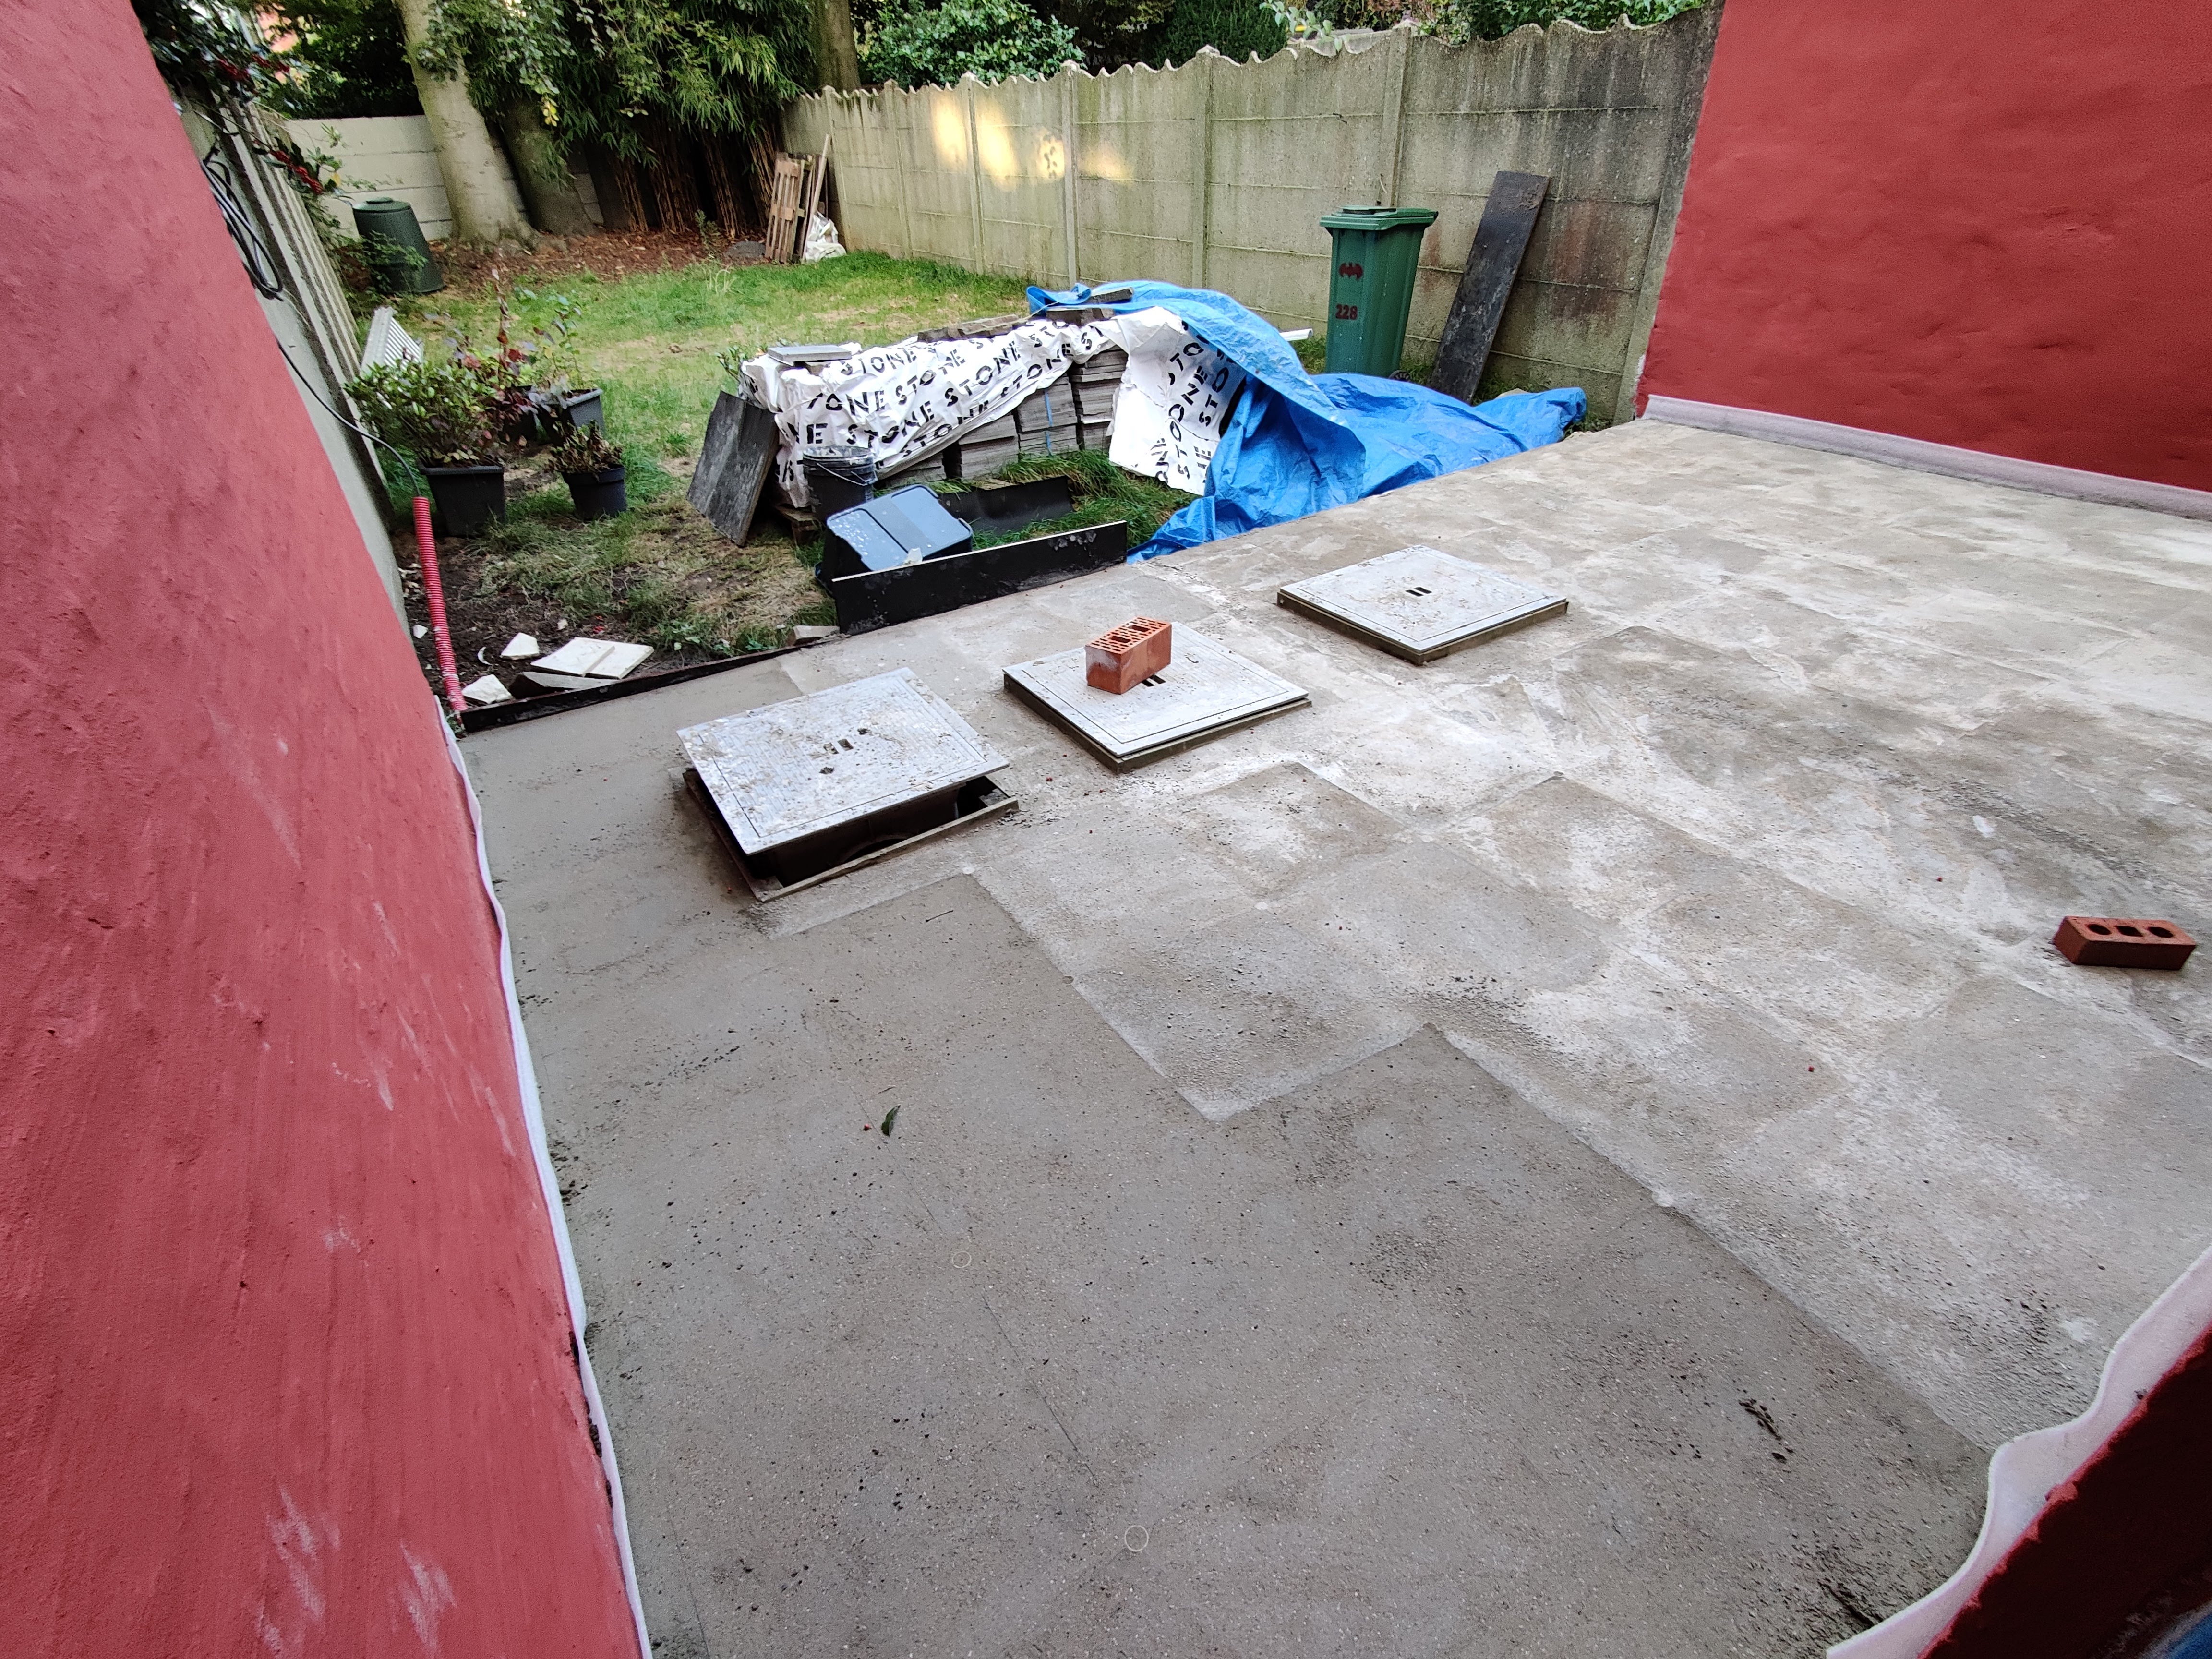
[1317, 0, 1700, 40]
[861, 0, 1083, 87]
[1160, 0, 1286, 64]
[1456, 0, 1699, 36]
[345, 358, 496, 467]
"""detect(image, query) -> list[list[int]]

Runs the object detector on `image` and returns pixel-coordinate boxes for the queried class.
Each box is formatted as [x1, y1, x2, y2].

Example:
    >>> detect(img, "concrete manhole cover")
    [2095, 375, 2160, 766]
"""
[1277, 543, 1566, 663]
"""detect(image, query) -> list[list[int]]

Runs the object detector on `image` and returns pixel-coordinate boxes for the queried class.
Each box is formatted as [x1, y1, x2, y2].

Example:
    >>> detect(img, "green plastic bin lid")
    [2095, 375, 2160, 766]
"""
[1320, 205, 1438, 232]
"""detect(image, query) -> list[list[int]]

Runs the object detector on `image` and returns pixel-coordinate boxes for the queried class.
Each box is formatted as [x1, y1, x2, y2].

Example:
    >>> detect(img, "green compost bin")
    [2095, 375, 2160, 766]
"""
[1319, 205, 1437, 377]
[351, 196, 444, 295]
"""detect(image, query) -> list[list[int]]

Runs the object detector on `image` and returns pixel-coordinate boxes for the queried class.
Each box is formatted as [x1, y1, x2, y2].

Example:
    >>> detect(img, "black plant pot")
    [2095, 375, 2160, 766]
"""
[425, 463, 507, 536]
[564, 464, 627, 521]
[561, 388, 604, 433]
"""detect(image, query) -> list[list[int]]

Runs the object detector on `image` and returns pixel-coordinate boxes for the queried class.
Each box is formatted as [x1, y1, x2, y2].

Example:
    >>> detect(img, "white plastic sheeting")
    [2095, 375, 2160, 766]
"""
[737, 306, 1238, 507]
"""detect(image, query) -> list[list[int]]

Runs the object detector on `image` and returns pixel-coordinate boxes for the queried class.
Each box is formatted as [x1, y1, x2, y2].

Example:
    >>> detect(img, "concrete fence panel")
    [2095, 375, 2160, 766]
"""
[1072, 61, 1206, 290]
[290, 114, 463, 239]
[786, 7, 1719, 423]
[288, 114, 593, 242]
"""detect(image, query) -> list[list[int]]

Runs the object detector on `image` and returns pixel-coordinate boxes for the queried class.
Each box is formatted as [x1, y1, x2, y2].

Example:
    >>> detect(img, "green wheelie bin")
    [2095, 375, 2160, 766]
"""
[1319, 205, 1437, 377]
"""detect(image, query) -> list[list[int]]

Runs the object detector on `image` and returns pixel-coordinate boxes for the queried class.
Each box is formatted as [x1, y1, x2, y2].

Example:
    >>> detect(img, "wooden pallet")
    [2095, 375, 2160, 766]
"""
[765, 153, 810, 264]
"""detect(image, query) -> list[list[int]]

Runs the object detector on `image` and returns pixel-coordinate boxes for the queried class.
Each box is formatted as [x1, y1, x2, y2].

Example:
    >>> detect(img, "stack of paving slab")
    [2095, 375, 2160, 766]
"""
[1014, 379, 1082, 460]
[951, 410, 1021, 478]
[876, 452, 948, 489]
[1070, 346, 1124, 451]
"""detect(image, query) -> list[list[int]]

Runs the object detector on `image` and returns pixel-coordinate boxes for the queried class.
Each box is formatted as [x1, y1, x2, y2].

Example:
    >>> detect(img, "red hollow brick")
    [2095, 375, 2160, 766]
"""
[1085, 616, 1173, 694]
[2053, 915, 2196, 971]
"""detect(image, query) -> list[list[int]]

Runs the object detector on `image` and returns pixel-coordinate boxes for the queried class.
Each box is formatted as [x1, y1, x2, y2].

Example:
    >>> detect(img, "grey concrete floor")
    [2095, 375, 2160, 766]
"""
[468, 421, 2212, 1657]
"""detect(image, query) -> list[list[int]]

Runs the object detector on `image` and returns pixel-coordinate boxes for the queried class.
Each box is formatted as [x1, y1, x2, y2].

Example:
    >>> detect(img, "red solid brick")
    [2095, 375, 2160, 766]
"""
[2053, 915, 2196, 970]
[1085, 616, 1173, 694]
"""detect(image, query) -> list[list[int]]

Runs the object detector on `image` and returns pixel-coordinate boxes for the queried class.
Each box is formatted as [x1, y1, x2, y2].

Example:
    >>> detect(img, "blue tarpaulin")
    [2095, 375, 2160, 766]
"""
[1029, 282, 1586, 560]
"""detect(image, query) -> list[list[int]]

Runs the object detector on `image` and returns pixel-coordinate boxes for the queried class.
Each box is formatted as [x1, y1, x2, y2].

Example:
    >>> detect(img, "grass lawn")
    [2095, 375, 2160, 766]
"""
[394, 251, 1031, 467]
[388, 248, 1143, 676]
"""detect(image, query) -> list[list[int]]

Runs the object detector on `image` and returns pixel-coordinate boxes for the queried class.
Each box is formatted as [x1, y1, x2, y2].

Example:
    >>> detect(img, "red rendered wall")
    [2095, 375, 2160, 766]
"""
[0, 7, 639, 1655]
[1640, 0, 2212, 493]
[1923, 1324, 2212, 1657]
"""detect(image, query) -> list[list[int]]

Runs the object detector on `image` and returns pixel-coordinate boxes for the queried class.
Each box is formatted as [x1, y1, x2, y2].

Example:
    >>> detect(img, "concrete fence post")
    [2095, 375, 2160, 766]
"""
[890, 97, 916, 260]
[1192, 48, 1216, 290]
[1378, 25, 1411, 207]
[1612, 1, 1725, 424]
[963, 77, 986, 273]
[1059, 66, 1080, 288]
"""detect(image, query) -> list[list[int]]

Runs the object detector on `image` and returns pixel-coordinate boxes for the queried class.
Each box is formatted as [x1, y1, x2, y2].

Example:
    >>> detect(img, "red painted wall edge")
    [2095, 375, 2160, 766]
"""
[0, 6, 640, 1654]
[1923, 1327, 2212, 1657]
[1639, 0, 2212, 493]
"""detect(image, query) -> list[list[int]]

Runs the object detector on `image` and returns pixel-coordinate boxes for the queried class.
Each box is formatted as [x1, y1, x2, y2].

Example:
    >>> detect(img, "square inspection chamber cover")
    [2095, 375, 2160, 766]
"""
[678, 668, 1011, 898]
[1276, 544, 1567, 663]
[1001, 630, 1309, 771]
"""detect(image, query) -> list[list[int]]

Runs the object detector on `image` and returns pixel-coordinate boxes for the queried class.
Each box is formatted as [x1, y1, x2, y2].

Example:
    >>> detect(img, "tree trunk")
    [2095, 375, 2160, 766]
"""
[816, 0, 861, 91]
[393, 0, 535, 248]
[497, 96, 592, 236]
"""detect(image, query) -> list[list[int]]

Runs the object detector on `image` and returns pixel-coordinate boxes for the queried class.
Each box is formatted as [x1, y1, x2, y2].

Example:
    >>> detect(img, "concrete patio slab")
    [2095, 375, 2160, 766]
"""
[467, 419, 2212, 1656]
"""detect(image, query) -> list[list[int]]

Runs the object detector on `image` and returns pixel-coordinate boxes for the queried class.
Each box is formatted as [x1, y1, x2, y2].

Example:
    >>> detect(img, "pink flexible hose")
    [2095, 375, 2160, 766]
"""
[412, 494, 467, 716]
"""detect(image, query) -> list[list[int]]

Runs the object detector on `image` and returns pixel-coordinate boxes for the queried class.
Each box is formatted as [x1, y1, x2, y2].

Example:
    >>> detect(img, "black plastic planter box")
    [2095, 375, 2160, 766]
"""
[561, 388, 604, 432]
[826, 519, 1129, 635]
[564, 464, 627, 521]
[425, 463, 506, 536]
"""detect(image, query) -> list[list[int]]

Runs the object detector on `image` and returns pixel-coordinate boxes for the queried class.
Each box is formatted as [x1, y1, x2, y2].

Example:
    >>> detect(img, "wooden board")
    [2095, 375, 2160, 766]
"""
[688, 388, 780, 545]
[798, 133, 831, 261]
[1431, 171, 1550, 405]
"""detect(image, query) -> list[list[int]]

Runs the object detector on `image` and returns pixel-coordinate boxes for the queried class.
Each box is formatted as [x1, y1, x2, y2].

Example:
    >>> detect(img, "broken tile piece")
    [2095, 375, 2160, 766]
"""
[517, 670, 604, 695]
[501, 632, 541, 659]
[461, 673, 513, 706]
[532, 638, 654, 679]
[793, 625, 841, 642]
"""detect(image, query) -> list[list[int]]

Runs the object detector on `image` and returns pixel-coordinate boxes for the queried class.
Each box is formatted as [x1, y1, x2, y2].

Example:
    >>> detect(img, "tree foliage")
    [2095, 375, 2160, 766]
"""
[419, 0, 816, 157]
[1028, 0, 1175, 72]
[859, 0, 1082, 89]
[1317, 0, 1701, 42]
[1159, 0, 1286, 64]
[265, 0, 422, 119]
[130, 0, 277, 109]
[1448, 0, 1698, 37]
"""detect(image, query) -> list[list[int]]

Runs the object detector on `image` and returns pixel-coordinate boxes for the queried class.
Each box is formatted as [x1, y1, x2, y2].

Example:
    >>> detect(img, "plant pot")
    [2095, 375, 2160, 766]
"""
[424, 463, 507, 536]
[560, 388, 604, 433]
[563, 464, 627, 521]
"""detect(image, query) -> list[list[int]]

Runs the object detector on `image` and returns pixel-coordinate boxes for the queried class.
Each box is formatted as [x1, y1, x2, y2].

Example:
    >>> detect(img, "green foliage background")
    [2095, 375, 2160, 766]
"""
[1160, 0, 1287, 64]
[414, 0, 815, 158]
[1316, 0, 1702, 43]
[265, 0, 421, 119]
[860, 0, 1083, 89]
